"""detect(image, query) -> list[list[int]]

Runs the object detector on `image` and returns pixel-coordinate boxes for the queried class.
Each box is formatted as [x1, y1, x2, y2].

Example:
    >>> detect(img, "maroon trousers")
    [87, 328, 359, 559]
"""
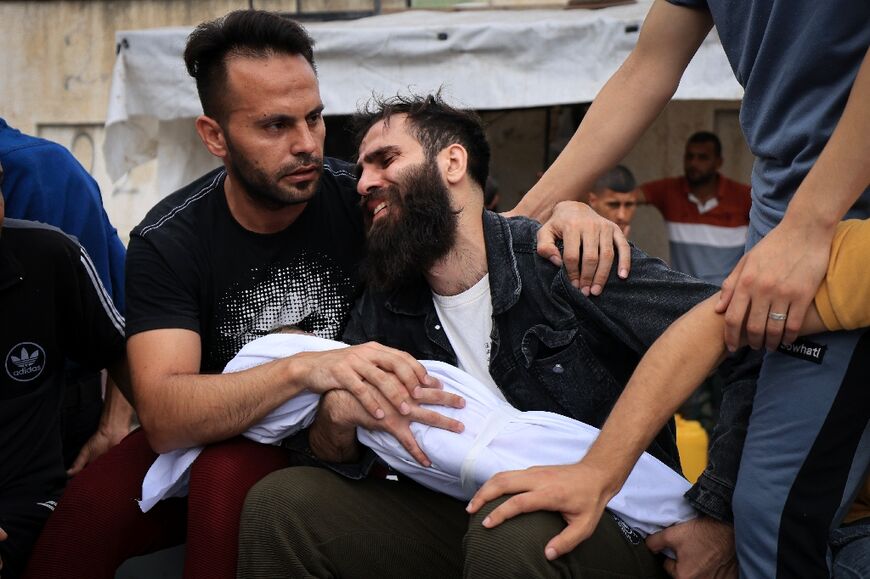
[23, 429, 293, 579]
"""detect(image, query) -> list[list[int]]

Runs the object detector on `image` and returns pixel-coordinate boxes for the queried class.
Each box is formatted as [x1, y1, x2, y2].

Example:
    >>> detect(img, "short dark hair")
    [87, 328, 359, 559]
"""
[184, 10, 316, 122]
[687, 131, 722, 157]
[593, 165, 636, 194]
[351, 92, 491, 190]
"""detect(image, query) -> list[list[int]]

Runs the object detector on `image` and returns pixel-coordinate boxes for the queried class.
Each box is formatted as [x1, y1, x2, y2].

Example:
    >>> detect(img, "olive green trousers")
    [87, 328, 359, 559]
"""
[237, 466, 668, 579]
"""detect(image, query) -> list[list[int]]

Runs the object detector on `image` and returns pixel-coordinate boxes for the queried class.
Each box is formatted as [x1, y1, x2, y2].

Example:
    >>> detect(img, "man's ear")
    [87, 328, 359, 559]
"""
[441, 143, 468, 186]
[195, 115, 228, 159]
[587, 191, 599, 208]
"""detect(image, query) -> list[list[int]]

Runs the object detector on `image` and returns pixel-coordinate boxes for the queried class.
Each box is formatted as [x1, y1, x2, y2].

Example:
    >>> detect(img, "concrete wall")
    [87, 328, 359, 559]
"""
[0, 0, 399, 132]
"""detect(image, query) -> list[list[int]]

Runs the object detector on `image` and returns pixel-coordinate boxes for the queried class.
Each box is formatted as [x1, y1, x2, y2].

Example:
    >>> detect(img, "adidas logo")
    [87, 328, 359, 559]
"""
[5, 342, 46, 382]
[11, 347, 39, 368]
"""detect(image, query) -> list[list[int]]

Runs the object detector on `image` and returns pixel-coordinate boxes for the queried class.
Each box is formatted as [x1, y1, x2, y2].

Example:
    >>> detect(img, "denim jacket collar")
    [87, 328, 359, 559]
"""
[383, 210, 524, 317]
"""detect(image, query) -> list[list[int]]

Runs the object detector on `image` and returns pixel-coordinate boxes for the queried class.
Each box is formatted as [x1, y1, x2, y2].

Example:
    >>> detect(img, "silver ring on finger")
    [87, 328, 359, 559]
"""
[768, 311, 788, 322]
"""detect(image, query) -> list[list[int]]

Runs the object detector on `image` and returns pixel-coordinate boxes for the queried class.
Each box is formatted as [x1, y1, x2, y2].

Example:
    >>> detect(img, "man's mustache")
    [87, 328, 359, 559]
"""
[358, 186, 398, 209]
[277, 154, 323, 179]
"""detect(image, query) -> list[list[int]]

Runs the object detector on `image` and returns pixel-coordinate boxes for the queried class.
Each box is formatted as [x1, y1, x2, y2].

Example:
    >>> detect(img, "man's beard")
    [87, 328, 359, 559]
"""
[685, 169, 716, 188]
[361, 160, 458, 291]
[226, 136, 323, 210]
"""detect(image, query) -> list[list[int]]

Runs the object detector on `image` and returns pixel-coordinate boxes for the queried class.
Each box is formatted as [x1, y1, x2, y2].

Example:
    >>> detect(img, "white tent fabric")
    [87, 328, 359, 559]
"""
[104, 1, 740, 190]
[140, 333, 696, 538]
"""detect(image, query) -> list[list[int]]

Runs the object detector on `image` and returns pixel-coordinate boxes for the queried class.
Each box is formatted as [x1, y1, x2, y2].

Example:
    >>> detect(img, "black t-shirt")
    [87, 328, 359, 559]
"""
[0, 219, 125, 499]
[125, 158, 365, 373]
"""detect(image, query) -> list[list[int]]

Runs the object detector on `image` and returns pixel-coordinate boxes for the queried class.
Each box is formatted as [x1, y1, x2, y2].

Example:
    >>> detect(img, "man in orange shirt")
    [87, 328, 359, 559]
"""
[640, 132, 751, 286]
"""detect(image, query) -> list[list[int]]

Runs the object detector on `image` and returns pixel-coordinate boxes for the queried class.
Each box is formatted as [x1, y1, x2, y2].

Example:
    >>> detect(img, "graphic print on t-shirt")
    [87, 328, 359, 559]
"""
[212, 250, 356, 369]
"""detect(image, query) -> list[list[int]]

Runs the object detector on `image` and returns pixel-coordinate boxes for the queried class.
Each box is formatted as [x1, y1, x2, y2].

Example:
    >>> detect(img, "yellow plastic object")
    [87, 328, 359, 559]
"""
[675, 414, 708, 484]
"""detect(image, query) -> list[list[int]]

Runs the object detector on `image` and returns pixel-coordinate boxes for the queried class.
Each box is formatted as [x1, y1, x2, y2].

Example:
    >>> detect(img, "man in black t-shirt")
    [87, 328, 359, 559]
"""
[0, 166, 130, 579]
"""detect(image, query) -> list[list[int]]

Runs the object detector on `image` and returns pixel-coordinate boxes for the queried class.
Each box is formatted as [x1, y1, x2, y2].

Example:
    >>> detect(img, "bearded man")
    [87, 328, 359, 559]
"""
[237, 94, 760, 579]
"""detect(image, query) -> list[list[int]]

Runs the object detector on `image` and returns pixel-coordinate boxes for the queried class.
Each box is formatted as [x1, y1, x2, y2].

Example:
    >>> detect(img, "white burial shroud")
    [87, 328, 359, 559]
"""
[140, 333, 696, 537]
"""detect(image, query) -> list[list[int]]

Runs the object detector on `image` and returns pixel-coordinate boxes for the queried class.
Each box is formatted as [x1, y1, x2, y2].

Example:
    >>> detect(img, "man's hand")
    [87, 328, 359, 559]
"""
[646, 516, 737, 579]
[716, 217, 834, 351]
[310, 386, 465, 466]
[66, 424, 129, 476]
[466, 462, 615, 560]
[534, 201, 631, 296]
[294, 342, 446, 421]
[67, 373, 134, 476]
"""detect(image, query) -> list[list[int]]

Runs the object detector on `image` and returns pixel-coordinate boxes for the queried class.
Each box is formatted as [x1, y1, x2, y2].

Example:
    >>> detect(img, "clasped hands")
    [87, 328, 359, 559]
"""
[294, 342, 465, 465]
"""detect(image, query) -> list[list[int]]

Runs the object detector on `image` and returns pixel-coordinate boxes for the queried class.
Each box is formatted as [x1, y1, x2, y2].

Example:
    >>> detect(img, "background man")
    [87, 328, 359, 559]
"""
[237, 94, 758, 579]
[0, 163, 130, 579]
[639, 131, 750, 286]
[587, 165, 638, 236]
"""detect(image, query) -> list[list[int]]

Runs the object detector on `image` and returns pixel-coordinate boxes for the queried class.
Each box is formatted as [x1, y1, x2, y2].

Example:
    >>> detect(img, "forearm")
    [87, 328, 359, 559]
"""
[582, 295, 726, 494]
[513, 1, 712, 221]
[135, 357, 304, 452]
[785, 48, 870, 231]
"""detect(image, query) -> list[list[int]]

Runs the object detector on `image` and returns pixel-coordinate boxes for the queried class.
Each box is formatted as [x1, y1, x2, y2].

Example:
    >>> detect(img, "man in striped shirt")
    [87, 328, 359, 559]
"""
[640, 132, 751, 286]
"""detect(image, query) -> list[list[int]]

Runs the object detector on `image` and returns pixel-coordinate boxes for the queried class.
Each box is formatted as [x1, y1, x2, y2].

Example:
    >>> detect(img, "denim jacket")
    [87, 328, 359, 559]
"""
[343, 211, 760, 522]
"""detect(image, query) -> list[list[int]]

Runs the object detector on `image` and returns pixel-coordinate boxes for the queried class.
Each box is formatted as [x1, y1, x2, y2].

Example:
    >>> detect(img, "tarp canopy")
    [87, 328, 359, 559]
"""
[104, 0, 741, 191]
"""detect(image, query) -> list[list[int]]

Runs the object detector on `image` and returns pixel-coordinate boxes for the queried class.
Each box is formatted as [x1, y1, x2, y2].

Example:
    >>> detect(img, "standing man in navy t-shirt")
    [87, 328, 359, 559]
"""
[511, 1, 869, 577]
